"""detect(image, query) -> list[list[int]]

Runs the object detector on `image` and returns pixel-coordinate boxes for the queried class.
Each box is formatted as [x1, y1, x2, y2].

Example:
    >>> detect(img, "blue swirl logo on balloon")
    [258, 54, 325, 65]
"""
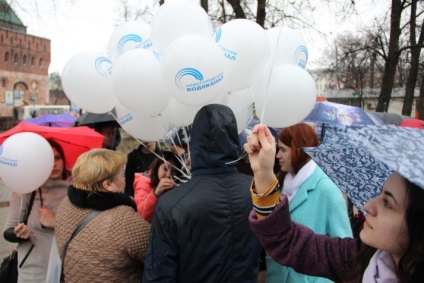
[214, 28, 222, 42]
[175, 68, 204, 90]
[294, 46, 308, 68]
[175, 68, 224, 92]
[95, 57, 113, 78]
[0, 145, 18, 167]
[117, 34, 142, 55]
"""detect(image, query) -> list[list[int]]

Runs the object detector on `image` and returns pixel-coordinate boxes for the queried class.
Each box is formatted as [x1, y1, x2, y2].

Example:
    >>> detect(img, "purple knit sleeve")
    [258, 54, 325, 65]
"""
[249, 195, 359, 282]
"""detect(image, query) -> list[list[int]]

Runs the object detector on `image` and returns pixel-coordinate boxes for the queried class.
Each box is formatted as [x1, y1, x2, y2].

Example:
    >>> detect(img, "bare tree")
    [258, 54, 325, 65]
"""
[402, 0, 424, 115]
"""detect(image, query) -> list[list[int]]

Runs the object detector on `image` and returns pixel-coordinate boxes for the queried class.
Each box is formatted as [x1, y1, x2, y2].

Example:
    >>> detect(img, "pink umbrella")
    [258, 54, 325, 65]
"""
[0, 122, 104, 169]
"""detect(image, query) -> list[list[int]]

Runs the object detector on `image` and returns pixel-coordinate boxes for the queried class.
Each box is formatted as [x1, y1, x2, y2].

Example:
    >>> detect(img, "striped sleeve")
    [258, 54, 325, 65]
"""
[250, 177, 280, 219]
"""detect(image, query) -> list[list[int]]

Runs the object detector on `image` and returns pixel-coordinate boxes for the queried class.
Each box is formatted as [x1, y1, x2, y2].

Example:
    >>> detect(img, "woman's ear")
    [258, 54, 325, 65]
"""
[102, 180, 113, 192]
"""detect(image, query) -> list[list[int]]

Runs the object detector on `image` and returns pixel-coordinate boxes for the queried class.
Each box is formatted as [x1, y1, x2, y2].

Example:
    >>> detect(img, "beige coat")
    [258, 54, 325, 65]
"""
[55, 196, 150, 283]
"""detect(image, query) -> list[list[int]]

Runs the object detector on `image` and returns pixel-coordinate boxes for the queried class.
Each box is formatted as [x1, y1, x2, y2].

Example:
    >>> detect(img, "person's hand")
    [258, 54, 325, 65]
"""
[14, 223, 31, 239]
[244, 124, 276, 194]
[154, 178, 176, 197]
[39, 207, 56, 228]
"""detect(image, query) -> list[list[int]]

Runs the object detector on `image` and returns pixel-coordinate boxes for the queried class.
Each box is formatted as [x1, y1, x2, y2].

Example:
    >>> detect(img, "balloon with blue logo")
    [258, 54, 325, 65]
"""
[255, 64, 316, 128]
[151, 0, 212, 55]
[112, 48, 170, 116]
[108, 21, 152, 61]
[0, 133, 54, 194]
[267, 26, 308, 68]
[214, 19, 271, 92]
[160, 34, 226, 106]
[62, 52, 118, 114]
[115, 103, 171, 141]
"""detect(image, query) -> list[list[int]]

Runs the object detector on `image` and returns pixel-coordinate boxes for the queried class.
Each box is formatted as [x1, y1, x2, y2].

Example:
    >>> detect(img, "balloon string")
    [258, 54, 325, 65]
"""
[226, 27, 283, 166]
[259, 26, 283, 123]
[110, 108, 191, 179]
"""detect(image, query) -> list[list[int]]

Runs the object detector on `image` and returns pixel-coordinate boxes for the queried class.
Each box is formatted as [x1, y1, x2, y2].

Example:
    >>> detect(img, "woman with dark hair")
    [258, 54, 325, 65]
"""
[265, 123, 352, 283]
[246, 124, 424, 282]
[3, 139, 72, 283]
[133, 151, 181, 222]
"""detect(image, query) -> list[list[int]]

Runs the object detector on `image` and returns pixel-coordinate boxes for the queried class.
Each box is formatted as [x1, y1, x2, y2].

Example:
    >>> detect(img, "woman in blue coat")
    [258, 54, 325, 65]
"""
[266, 123, 352, 283]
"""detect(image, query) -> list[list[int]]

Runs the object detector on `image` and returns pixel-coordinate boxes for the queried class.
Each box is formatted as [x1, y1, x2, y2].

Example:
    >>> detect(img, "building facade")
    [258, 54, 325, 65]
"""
[0, 0, 50, 129]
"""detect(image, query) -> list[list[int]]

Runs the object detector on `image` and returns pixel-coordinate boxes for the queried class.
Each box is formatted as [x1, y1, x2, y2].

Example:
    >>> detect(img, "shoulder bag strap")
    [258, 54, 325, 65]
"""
[60, 210, 101, 282]
[18, 190, 37, 268]
[23, 190, 36, 225]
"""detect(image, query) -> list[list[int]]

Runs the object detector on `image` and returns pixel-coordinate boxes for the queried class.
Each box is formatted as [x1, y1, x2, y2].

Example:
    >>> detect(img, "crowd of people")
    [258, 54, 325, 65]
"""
[2, 104, 424, 282]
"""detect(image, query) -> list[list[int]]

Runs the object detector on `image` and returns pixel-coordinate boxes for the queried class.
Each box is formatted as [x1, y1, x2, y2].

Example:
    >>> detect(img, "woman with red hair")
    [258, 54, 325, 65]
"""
[264, 123, 352, 283]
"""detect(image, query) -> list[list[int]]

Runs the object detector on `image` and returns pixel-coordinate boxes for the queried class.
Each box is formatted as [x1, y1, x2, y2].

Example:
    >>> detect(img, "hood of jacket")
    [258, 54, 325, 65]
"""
[190, 104, 241, 170]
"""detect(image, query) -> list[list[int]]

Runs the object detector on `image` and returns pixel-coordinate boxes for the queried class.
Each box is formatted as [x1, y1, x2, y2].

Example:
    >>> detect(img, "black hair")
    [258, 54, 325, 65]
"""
[398, 179, 424, 281]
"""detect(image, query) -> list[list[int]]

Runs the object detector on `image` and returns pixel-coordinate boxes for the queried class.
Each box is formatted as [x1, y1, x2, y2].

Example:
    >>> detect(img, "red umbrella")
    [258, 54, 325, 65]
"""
[399, 118, 424, 129]
[0, 121, 104, 169]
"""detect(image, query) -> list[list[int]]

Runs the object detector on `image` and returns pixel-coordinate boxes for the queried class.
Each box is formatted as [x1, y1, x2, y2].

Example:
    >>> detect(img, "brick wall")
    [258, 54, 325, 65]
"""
[0, 27, 50, 118]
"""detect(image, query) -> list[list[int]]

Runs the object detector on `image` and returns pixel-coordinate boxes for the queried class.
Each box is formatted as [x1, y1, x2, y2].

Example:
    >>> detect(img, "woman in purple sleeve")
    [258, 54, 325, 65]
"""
[244, 124, 424, 283]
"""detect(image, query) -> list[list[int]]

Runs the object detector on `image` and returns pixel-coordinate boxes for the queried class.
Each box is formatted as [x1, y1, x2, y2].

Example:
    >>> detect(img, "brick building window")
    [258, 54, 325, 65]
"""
[31, 56, 35, 66]
[4, 52, 9, 63]
[39, 58, 43, 68]
[14, 53, 18, 64]
[1, 78, 6, 88]
[23, 55, 27, 65]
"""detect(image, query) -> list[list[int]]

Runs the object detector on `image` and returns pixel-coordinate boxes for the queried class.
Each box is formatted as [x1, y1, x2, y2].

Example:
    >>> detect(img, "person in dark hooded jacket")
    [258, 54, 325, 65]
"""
[143, 104, 262, 283]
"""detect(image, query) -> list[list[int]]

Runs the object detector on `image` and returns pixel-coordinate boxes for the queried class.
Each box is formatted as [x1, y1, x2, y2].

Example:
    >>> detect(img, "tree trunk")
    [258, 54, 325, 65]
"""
[402, 1, 424, 115]
[418, 71, 424, 120]
[376, 0, 403, 112]
[226, 0, 246, 19]
[256, 0, 266, 27]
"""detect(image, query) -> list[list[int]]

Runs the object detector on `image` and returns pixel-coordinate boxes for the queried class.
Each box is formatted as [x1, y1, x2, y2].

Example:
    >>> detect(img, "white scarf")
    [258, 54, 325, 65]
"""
[362, 250, 399, 283]
[283, 160, 316, 203]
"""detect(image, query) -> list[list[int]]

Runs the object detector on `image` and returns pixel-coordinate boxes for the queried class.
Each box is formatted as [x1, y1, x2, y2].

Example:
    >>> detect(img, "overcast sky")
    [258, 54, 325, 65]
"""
[10, 0, 386, 74]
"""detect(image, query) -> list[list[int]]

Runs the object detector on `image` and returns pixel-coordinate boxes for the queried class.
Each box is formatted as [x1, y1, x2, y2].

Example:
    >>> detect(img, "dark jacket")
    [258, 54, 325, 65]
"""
[143, 104, 262, 283]
[125, 145, 161, 196]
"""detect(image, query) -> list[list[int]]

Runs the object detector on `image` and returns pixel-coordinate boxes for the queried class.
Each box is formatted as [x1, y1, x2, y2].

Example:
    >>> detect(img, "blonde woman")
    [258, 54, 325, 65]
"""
[54, 149, 150, 283]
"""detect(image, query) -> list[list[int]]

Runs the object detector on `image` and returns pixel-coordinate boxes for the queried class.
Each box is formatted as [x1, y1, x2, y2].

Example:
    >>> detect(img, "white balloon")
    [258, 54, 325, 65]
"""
[161, 34, 226, 106]
[163, 98, 201, 127]
[255, 64, 316, 128]
[115, 104, 171, 141]
[112, 49, 170, 115]
[62, 52, 118, 114]
[227, 90, 254, 133]
[151, 0, 212, 55]
[214, 19, 271, 92]
[0, 133, 53, 194]
[267, 26, 308, 68]
[108, 21, 152, 61]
